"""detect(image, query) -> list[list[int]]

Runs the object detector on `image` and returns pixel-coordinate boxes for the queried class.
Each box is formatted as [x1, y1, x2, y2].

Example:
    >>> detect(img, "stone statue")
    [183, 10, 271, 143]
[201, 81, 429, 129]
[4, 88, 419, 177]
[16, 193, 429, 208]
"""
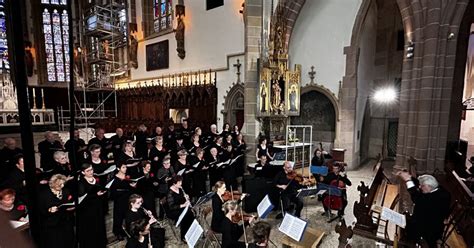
[129, 33, 138, 69]
[175, 15, 185, 59]
[260, 82, 267, 112]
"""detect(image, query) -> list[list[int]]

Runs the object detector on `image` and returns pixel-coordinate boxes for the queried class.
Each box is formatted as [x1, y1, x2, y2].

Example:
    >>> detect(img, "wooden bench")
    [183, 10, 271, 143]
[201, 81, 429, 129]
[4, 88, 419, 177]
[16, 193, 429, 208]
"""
[351, 159, 400, 244]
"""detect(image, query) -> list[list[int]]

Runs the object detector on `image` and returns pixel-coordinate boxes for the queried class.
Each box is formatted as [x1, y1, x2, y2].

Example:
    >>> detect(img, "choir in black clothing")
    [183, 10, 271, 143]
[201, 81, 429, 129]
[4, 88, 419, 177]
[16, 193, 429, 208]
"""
[77, 163, 108, 248]
[38, 131, 64, 171]
[38, 174, 75, 248]
[0, 188, 27, 221]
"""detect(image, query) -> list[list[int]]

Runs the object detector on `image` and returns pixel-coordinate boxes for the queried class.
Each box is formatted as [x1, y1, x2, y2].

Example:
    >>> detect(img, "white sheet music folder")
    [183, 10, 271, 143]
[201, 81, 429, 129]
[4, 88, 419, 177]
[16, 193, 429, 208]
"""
[278, 213, 308, 242]
[185, 219, 203, 248]
[381, 207, 406, 228]
[257, 194, 274, 219]
[176, 206, 189, 227]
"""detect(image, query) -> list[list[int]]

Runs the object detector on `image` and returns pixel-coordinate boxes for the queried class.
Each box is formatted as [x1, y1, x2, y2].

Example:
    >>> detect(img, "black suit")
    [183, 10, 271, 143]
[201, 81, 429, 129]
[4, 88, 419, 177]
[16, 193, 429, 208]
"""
[406, 180, 451, 247]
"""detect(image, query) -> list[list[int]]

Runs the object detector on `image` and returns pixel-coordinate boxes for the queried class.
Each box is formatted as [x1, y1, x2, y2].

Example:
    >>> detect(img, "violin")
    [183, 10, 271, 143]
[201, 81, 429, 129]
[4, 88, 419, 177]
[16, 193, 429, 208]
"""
[231, 212, 255, 223]
[222, 191, 242, 202]
[287, 171, 316, 186]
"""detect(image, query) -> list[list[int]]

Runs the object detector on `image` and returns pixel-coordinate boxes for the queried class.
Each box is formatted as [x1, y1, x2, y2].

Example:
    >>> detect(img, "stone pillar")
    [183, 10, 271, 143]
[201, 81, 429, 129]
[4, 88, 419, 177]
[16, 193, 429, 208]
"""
[338, 46, 359, 170]
[395, 0, 470, 173]
[243, 0, 263, 163]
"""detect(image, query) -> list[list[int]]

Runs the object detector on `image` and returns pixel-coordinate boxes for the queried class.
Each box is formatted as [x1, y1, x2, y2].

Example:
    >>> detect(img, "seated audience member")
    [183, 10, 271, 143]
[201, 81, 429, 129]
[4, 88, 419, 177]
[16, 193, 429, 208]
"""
[398, 171, 451, 247]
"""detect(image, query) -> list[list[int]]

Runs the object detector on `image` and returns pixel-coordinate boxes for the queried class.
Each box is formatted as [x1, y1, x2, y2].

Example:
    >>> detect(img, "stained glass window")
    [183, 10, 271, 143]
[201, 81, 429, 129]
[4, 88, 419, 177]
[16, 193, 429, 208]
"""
[153, 0, 172, 33]
[0, 0, 8, 71]
[41, 1, 69, 82]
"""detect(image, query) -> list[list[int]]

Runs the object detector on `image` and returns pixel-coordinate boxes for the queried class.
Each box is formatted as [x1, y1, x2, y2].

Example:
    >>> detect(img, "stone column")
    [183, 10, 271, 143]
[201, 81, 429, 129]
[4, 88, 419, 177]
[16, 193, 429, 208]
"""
[395, 0, 470, 173]
[243, 0, 263, 163]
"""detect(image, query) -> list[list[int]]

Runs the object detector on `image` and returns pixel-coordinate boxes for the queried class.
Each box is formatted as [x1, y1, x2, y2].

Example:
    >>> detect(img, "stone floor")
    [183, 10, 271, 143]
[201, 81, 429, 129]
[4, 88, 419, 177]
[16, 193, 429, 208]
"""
[106, 159, 380, 248]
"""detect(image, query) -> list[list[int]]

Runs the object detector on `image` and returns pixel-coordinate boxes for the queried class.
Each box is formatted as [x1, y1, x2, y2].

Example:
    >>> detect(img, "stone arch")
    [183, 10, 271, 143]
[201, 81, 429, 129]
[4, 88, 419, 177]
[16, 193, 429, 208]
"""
[292, 86, 337, 144]
[269, 0, 307, 53]
[300, 84, 339, 121]
[222, 83, 245, 129]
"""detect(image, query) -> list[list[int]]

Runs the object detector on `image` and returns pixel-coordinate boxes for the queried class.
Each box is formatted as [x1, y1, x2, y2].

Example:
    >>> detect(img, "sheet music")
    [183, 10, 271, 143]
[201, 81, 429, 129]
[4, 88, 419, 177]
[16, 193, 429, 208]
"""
[317, 189, 326, 195]
[185, 219, 203, 248]
[9, 220, 28, 229]
[94, 165, 116, 176]
[125, 161, 140, 167]
[78, 193, 87, 204]
[230, 154, 243, 165]
[192, 161, 200, 168]
[177, 168, 186, 176]
[129, 176, 144, 182]
[105, 178, 115, 189]
[216, 159, 230, 168]
[58, 202, 75, 208]
[176, 206, 189, 227]
[257, 195, 274, 219]
[278, 213, 307, 242]
[381, 207, 406, 228]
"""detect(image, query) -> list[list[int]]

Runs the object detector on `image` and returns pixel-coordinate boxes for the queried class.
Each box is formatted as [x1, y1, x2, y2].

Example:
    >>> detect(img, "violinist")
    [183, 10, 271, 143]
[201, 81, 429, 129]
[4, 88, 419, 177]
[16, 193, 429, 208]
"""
[221, 200, 255, 248]
[211, 181, 227, 233]
[273, 161, 304, 219]
[321, 163, 351, 217]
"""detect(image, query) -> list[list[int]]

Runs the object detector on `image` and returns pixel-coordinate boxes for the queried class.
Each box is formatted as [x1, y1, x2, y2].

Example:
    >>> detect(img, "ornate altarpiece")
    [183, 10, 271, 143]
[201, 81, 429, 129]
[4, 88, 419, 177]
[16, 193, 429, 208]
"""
[257, 54, 301, 140]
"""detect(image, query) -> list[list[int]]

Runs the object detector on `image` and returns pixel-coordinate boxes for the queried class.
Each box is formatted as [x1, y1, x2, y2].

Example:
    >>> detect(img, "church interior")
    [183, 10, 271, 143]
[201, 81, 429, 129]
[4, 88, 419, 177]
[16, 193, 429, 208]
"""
[0, 0, 473, 247]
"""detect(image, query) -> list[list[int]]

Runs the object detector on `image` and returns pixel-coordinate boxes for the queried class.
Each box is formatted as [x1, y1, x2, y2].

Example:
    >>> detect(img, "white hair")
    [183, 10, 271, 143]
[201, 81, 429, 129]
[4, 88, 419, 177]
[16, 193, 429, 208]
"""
[418, 174, 439, 190]
[210, 124, 217, 129]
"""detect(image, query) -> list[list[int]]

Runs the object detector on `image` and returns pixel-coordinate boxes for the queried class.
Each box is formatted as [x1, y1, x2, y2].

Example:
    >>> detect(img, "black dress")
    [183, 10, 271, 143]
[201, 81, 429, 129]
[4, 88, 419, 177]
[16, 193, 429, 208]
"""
[190, 156, 208, 196]
[0, 167, 27, 204]
[149, 146, 168, 173]
[77, 177, 107, 248]
[110, 175, 135, 237]
[221, 217, 246, 248]
[38, 140, 63, 171]
[118, 152, 141, 179]
[174, 159, 193, 197]
[232, 140, 246, 177]
[38, 188, 75, 248]
[1, 202, 27, 221]
[136, 171, 159, 217]
[211, 194, 225, 233]
[125, 237, 150, 248]
[166, 188, 194, 240]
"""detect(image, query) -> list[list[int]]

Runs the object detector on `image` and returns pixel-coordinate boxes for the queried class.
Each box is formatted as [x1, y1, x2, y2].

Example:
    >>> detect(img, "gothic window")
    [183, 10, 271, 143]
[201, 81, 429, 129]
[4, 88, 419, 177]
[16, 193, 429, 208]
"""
[0, 0, 8, 71]
[143, 0, 172, 38]
[153, 0, 172, 33]
[41, 0, 69, 82]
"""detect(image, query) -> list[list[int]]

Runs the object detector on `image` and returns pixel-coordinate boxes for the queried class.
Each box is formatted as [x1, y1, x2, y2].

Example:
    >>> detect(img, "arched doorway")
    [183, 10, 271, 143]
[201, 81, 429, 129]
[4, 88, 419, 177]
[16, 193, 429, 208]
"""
[222, 84, 245, 129]
[291, 89, 337, 146]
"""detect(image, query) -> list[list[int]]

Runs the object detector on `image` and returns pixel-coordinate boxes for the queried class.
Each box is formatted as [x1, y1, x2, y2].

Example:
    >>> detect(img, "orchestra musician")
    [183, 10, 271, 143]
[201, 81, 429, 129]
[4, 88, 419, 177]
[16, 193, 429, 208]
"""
[397, 172, 451, 247]
[211, 181, 227, 233]
[165, 175, 194, 242]
[126, 218, 152, 248]
[273, 161, 304, 219]
[125, 194, 165, 248]
[221, 200, 255, 248]
[38, 174, 75, 248]
[321, 162, 351, 217]
[77, 163, 107, 248]
[249, 221, 272, 248]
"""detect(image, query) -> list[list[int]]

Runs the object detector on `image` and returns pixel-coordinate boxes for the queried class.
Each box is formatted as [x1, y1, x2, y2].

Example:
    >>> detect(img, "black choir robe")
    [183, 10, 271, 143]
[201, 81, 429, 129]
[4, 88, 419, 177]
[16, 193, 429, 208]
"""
[77, 177, 107, 248]
[38, 188, 75, 248]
